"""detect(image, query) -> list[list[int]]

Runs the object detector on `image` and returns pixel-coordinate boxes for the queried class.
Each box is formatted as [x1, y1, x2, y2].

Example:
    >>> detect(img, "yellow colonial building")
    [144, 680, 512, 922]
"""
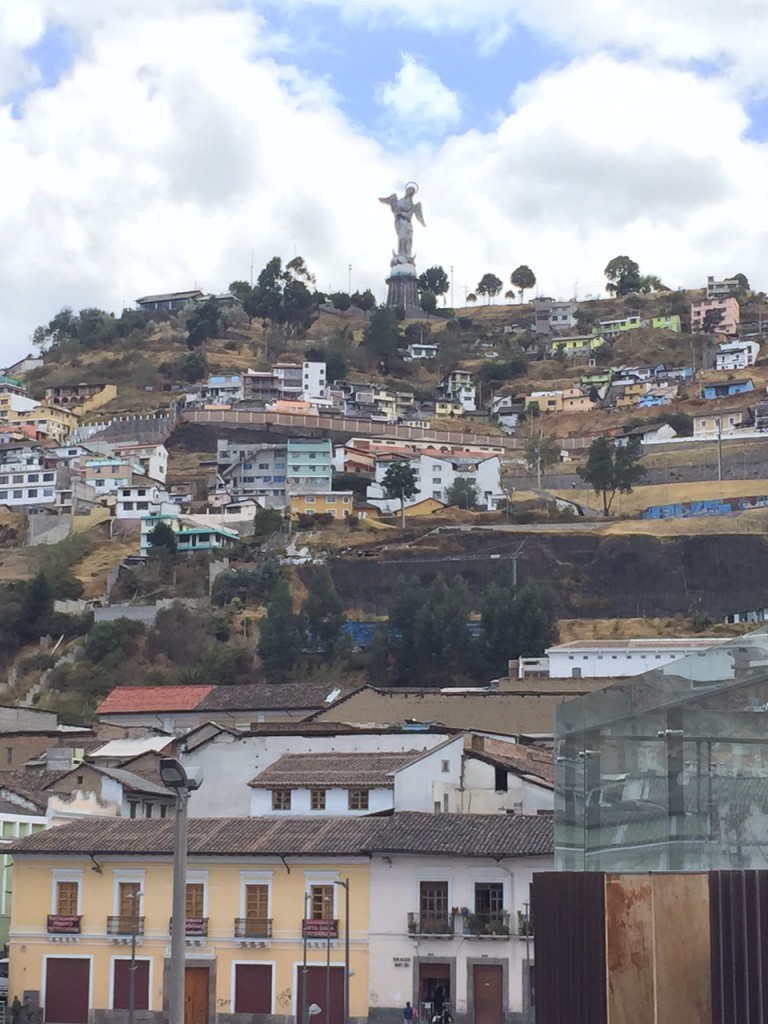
[9, 817, 370, 1024]
[288, 491, 355, 519]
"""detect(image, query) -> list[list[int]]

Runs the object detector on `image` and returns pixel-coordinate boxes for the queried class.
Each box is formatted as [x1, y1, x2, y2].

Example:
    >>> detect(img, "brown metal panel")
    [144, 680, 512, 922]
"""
[652, 873, 712, 1024]
[532, 872, 607, 1024]
[605, 875, 655, 1024]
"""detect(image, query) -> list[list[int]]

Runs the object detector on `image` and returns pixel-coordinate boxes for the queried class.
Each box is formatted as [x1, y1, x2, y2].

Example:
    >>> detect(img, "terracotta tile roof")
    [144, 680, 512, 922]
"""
[0, 769, 70, 811]
[468, 743, 555, 787]
[8, 811, 553, 859]
[197, 682, 355, 713]
[248, 751, 425, 789]
[95, 685, 214, 715]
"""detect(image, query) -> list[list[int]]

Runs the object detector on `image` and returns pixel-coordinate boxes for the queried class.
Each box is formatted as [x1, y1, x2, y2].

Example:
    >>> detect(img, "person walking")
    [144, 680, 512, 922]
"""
[404, 1001, 416, 1024]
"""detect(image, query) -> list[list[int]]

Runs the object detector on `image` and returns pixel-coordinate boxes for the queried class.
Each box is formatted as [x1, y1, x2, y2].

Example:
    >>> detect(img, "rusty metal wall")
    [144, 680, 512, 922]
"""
[710, 871, 768, 1024]
[532, 872, 607, 1024]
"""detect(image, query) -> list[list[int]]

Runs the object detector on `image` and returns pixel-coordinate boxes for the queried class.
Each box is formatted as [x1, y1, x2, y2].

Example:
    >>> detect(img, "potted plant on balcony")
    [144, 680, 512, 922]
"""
[464, 913, 484, 935]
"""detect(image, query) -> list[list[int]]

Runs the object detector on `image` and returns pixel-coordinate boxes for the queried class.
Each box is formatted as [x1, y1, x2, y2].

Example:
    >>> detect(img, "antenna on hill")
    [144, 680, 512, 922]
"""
[250, 249, 254, 288]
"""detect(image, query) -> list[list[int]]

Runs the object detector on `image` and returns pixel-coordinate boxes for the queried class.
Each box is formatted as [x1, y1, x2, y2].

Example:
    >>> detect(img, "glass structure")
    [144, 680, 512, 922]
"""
[555, 626, 768, 871]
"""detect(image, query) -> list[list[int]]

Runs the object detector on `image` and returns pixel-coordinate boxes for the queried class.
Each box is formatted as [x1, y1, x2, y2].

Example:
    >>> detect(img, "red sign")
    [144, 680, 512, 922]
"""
[48, 914, 81, 934]
[302, 919, 338, 938]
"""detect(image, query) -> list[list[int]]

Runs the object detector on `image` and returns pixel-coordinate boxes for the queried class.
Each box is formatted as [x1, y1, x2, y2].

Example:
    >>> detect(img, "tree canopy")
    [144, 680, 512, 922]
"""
[477, 273, 503, 302]
[604, 256, 642, 297]
[229, 256, 319, 338]
[418, 266, 450, 300]
[445, 478, 480, 510]
[362, 307, 402, 373]
[382, 461, 419, 526]
[510, 265, 536, 302]
[578, 436, 646, 515]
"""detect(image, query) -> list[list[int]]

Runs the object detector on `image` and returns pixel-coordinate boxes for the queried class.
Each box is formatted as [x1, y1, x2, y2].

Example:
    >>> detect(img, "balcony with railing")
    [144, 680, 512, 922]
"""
[47, 914, 81, 935]
[106, 915, 145, 936]
[407, 912, 454, 936]
[302, 918, 339, 939]
[462, 911, 511, 937]
[234, 918, 273, 939]
[169, 917, 209, 937]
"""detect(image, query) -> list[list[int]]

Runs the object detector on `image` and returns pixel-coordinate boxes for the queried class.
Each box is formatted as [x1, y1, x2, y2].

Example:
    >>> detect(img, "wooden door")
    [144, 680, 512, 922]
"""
[473, 964, 502, 1024]
[184, 966, 209, 1024]
[296, 964, 344, 1024]
[234, 964, 272, 1014]
[45, 958, 90, 1024]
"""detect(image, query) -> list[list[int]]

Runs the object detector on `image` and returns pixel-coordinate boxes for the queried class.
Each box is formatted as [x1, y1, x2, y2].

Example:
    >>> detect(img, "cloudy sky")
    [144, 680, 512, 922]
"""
[2, 0, 768, 365]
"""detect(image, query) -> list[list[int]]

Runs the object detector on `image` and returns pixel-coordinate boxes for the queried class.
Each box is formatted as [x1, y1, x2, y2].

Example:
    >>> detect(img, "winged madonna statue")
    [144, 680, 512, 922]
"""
[379, 183, 425, 260]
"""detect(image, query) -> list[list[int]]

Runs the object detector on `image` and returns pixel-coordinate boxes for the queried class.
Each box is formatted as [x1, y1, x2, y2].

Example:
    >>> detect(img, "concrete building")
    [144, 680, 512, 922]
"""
[533, 299, 577, 336]
[215, 440, 287, 507]
[205, 375, 244, 403]
[692, 409, 750, 439]
[714, 339, 759, 371]
[136, 289, 204, 311]
[286, 437, 333, 494]
[367, 453, 503, 512]
[116, 483, 177, 520]
[289, 491, 355, 518]
[690, 295, 740, 336]
[545, 638, 733, 680]
[139, 516, 239, 556]
[0, 449, 61, 507]
[706, 275, 741, 299]
[438, 371, 477, 413]
[405, 342, 439, 360]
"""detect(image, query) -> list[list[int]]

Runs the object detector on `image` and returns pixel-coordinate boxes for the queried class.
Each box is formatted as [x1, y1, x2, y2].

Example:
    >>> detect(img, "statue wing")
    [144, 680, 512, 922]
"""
[413, 202, 426, 227]
[379, 194, 397, 208]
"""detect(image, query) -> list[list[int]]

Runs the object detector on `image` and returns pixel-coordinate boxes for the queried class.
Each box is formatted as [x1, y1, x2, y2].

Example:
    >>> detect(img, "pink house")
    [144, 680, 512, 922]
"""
[690, 295, 739, 336]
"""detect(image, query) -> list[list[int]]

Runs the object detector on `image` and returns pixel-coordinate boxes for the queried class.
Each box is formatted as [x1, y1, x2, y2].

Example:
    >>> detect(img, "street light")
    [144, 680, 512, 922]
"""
[127, 890, 143, 1024]
[160, 757, 203, 1024]
[333, 879, 350, 1024]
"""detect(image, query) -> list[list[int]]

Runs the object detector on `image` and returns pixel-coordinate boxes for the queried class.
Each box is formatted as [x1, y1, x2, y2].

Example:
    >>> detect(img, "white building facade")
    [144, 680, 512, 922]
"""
[368, 454, 503, 512]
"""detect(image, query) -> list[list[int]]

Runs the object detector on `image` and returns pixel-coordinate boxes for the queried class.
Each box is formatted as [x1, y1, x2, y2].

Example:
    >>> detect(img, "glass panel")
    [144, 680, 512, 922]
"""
[555, 624, 768, 871]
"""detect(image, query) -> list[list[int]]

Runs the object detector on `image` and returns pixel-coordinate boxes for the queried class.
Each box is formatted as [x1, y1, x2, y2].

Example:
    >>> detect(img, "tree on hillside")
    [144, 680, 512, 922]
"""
[329, 292, 352, 314]
[147, 521, 178, 556]
[578, 436, 646, 515]
[604, 256, 641, 297]
[731, 272, 750, 294]
[418, 266, 450, 303]
[524, 433, 561, 480]
[504, 290, 515, 302]
[182, 349, 208, 382]
[420, 291, 438, 315]
[18, 572, 53, 643]
[479, 575, 558, 677]
[466, 293, 478, 305]
[350, 289, 377, 312]
[445, 478, 480, 510]
[703, 307, 725, 333]
[637, 274, 668, 293]
[477, 273, 503, 303]
[510, 265, 536, 303]
[257, 580, 303, 682]
[382, 461, 418, 527]
[362, 307, 402, 373]
[185, 299, 221, 348]
[302, 566, 345, 659]
[253, 506, 284, 542]
[230, 256, 319, 337]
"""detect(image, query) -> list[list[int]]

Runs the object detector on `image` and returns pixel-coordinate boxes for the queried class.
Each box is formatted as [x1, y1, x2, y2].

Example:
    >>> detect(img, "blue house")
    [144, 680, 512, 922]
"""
[703, 378, 753, 400]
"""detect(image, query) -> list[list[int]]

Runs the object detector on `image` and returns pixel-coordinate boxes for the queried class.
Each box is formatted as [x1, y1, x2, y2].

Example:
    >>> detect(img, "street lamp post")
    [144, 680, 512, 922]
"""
[160, 757, 203, 1024]
[301, 891, 310, 1024]
[333, 879, 350, 1024]
[127, 890, 143, 1024]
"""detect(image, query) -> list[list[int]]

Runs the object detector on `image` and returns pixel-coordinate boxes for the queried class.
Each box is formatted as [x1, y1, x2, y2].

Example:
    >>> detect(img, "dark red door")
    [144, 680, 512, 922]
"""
[234, 964, 272, 1014]
[113, 959, 150, 1010]
[296, 965, 344, 1024]
[473, 964, 503, 1024]
[45, 958, 90, 1024]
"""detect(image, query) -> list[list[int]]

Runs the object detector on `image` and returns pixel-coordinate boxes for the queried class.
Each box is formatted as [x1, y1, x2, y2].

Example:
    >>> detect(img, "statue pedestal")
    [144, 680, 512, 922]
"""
[386, 261, 420, 314]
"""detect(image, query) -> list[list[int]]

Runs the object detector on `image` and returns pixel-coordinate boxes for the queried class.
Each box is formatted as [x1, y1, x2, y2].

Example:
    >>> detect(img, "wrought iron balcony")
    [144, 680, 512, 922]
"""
[106, 915, 145, 936]
[169, 917, 209, 936]
[302, 918, 339, 939]
[462, 910, 511, 937]
[47, 914, 81, 934]
[407, 912, 455, 936]
[234, 917, 273, 939]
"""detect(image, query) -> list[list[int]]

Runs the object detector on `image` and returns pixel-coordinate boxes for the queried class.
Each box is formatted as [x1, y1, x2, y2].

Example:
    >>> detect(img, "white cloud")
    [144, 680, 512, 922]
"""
[2, 7, 768, 365]
[282, 0, 768, 87]
[376, 54, 461, 132]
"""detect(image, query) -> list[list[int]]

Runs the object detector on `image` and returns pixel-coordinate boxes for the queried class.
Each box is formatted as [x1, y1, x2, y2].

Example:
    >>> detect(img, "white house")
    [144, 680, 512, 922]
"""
[0, 449, 61, 507]
[545, 638, 737, 681]
[693, 409, 749, 439]
[367, 814, 550, 1024]
[111, 443, 168, 484]
[406, 342, 439, 361]
[116, 482, 178, 520]
[205, 373, 244, 403]
[715, 340, 760, 371]
[367, 454, 503, 512]
[438, 371, 477, 412]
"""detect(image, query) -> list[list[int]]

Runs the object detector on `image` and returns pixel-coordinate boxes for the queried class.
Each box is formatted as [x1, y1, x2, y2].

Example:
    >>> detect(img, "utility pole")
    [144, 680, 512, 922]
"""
[348, 264, 352, 294]
[450, 266, 454, 309]
[717, 419, 723, 482]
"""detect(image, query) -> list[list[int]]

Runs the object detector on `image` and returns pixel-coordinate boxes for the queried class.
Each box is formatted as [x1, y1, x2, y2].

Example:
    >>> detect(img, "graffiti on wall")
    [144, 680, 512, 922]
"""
[642, 495, 768, 520]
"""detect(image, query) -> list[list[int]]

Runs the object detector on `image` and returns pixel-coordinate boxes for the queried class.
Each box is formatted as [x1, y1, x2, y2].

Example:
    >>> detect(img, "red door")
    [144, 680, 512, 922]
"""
[113, 960, 150, 1010]
[45, 958, 90, 1024]
[234, 964, 272, 1014]
[473, 964, 503, 1024]
[296, 965, 344, 1024]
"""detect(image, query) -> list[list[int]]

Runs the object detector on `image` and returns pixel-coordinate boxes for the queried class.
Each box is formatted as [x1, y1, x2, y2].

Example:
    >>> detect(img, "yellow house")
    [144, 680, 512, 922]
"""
[525, 391, 563, 414]
[6, 403, 79, 443]
[289, 491, 355, 518]
[434, 400, 463, 418]
[9, 817, 370, 1024]
[561, 388, 594, 413]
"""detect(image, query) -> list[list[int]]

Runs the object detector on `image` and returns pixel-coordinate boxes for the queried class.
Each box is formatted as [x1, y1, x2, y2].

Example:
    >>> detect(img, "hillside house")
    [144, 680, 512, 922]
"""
[549, 336, 605, 357]
[703, 379, 754, 399]
[649, 315, 682, 332]
[215, 440, 287, 507]
[545, 638, 730, 680]
[715, 340, 759, 371]
[0, 449, 62, 507]
[438, 370, 477, 412]
[367, 453, 503, 512]
[139, 515, 238, 556]
[205, 374, 244, 403]
[706, 275, 741, 299]
[690, 295, 740, 336]
[593, 315, 643, 340]
[288, 490, 354, 518]
[561, 388, 594, 412]
[286, 437, 333, 493]
[693, 409, 750, 439]
[116, 483, 177, 520]
[405, 342, 439, 360]
[613, 422, 677, 446]
[525, 390, 563, 414]
[136, 289, 204, 311]
[44, 383, 117, 412]
[534, 298, 578, 335]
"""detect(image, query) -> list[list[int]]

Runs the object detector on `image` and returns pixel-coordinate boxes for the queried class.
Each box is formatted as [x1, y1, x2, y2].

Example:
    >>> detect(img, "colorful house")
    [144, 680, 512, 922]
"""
[289, 491, 355, 518]
[549, 336, 605, 356]
[702, 379, 754, 400]
[649, 315, 681, 332]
